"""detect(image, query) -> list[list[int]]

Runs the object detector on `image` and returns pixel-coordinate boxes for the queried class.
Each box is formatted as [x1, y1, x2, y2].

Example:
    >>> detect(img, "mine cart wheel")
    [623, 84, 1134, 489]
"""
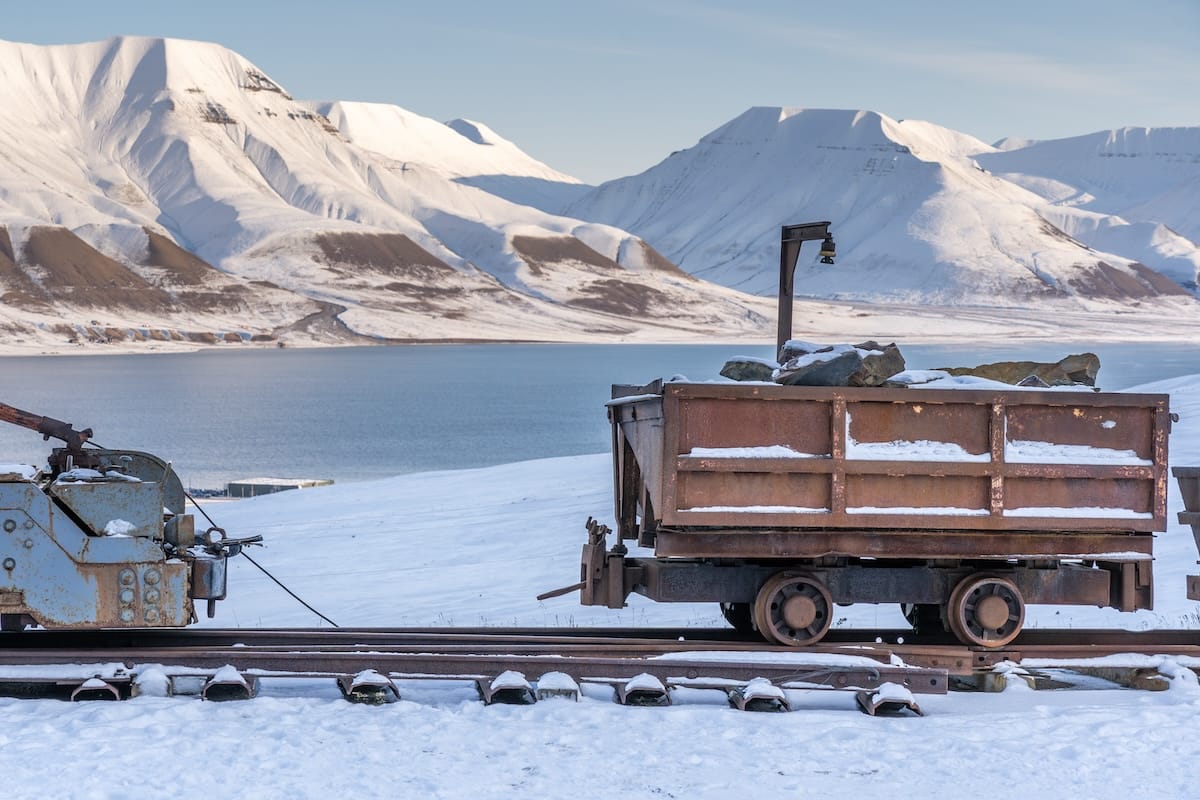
[902, 603, 945, 635]
[720, 602, 755, 635]
[946, 575, 1025, 648]
[752, 573, 833, 646]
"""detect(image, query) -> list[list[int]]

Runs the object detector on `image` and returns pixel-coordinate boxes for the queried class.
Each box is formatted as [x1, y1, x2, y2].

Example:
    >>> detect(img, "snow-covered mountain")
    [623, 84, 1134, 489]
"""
[0, 36, 771, 349]
[980, 128, 1200, 292]
[561, 107, 1200, 303]
[313, 102, 591, 212]
[1, 38, 1196, 352]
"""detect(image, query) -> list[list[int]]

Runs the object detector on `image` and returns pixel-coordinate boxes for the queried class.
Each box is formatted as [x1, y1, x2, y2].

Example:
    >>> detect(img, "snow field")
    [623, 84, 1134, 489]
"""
[0, 674, 1196, 799]
[0, 375, 1198, 797]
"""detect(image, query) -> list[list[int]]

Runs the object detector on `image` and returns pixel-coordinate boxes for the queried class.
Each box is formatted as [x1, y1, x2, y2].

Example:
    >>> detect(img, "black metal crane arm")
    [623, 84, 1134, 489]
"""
[776, 221, 835, 361]
[0, 401, 93, 453]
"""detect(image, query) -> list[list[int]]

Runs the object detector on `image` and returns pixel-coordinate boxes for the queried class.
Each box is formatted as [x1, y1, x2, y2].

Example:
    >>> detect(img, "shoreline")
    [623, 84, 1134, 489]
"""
[3, 299, 1200, 357]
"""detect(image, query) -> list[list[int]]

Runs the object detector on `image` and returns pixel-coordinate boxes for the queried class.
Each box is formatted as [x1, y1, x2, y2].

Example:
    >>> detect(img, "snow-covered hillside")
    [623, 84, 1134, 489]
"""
[563, 107, 1200, 303]
[980, 127, 1200, 291]
[314, 102, 591, 211]
[0, 36, 771, 349]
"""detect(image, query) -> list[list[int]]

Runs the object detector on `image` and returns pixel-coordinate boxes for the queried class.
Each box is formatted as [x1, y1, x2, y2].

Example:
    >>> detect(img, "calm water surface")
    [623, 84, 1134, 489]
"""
[1, 342, 1197, 488]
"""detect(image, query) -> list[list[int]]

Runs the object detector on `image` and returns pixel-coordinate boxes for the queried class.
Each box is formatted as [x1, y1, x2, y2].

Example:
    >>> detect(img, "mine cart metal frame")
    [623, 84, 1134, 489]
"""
[574, 221, 1173, 648]
[0, 402, 250, 630]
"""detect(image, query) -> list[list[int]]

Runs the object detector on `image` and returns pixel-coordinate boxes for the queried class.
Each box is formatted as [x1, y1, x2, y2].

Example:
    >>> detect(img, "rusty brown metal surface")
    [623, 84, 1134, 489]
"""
[0, 401, 93, 457]
[4, 627, 1200, 700]
[1175, 466, 1200, 600]
[0, 644, 951, 695]
[0, 623, 974, 679]
[776, 222, 834, 360]
[609, 392, 666, 535]
[588, 387, 1169, 621]
[618, 383, 1169, 537]
[651, 529, 1153, 560]
[1176, 466, 1200, 511]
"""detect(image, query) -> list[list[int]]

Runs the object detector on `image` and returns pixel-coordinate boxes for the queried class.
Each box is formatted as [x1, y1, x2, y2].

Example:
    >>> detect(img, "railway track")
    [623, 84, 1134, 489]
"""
[0, 627, 947, 700]
[0, 626, 1197, 712]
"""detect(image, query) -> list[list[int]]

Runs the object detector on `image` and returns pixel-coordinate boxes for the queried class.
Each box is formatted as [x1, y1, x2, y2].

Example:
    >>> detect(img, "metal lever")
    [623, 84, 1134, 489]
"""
[203, 527, 264, 557]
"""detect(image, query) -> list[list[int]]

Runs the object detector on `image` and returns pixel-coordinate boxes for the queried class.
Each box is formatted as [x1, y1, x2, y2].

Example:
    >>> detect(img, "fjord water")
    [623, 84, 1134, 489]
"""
[1, 342, 1197, 489]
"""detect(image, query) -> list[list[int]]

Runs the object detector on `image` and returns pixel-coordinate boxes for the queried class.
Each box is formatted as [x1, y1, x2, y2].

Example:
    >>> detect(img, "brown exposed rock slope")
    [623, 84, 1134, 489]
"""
[512, 234, 685, 316]
[0, 224, 339, 347]
[315, 232, 456, 276]
[512, 235, 620, 277]
[0, 226, 50, 308]
[142, 228, 261, 312]
[23, 226, 175, 312]
[1068, 261, 1192, 300]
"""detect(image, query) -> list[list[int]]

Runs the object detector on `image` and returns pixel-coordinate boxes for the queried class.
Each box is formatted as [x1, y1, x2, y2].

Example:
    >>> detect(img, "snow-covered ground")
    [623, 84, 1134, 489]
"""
[3, 677, 1197, 799]
[8, 295, 1200, 357]
[2, 375, 1200, 798]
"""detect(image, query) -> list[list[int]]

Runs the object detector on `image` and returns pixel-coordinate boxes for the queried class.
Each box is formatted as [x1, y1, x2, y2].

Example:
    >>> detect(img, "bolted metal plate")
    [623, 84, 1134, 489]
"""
[50, 480, 163, 540]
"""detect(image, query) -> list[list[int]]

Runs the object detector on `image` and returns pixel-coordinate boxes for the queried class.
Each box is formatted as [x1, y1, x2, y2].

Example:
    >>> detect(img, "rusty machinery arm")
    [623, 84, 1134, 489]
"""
[0, 401, 93, 456]
[776, 221, 836, 362]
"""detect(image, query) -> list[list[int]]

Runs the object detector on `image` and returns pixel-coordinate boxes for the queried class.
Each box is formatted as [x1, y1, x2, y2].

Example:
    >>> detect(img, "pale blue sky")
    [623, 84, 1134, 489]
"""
[6, 0, 1198, 183]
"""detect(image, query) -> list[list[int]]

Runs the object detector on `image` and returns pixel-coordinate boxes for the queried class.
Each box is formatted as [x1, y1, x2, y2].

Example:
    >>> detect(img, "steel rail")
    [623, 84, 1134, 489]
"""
[1, 628, 1197, 681]
[0, 626, 753, 649]
[0, 645, 950, 694]
[29, 624, 1194, 648]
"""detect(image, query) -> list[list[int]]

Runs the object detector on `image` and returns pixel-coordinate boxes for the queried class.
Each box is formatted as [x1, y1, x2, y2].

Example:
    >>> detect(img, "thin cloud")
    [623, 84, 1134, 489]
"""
[649, 3, 1196, 103]
[398, 18, 643, 59]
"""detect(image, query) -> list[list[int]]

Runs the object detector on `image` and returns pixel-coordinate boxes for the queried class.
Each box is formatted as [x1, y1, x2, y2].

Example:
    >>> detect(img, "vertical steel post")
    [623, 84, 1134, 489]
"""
[775, 221, 832, 362]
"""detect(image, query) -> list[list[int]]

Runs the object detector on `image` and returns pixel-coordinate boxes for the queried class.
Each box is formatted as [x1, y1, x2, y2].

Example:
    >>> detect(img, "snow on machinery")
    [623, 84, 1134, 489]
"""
[0, 402, 256, 630]
[555, 221, 1177, 648]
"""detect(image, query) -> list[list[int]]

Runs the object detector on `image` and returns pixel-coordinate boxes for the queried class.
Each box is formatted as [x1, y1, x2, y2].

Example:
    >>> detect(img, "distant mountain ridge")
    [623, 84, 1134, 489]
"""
[0, 38, 1195, 352]
[979, 127, 1200, 291]
[561, 107, 1200, 301]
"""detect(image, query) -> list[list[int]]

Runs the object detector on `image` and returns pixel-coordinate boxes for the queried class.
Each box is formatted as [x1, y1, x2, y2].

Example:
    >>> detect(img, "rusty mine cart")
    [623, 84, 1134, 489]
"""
[568, 222, 1173, 648]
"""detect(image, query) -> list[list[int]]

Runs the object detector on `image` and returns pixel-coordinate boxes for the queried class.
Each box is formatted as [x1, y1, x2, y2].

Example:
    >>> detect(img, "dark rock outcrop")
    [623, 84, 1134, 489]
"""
[775, 350, 864, 386]
[938, 353, 1100, 387]
[847, 341, 906, 387]
[719, 358, 776, 382]
[773, 341, 907, 387]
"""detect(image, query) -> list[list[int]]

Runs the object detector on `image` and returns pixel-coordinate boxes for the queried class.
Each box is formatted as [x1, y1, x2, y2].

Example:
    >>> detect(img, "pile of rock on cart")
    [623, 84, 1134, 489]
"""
[719, 340, 1101, 390]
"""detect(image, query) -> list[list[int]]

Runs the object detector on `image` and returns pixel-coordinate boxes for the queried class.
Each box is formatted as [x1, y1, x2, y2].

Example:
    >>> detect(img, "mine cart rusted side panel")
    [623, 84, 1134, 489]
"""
[608, 383, 1170, 556]
[1175, 467, 1200, 600]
